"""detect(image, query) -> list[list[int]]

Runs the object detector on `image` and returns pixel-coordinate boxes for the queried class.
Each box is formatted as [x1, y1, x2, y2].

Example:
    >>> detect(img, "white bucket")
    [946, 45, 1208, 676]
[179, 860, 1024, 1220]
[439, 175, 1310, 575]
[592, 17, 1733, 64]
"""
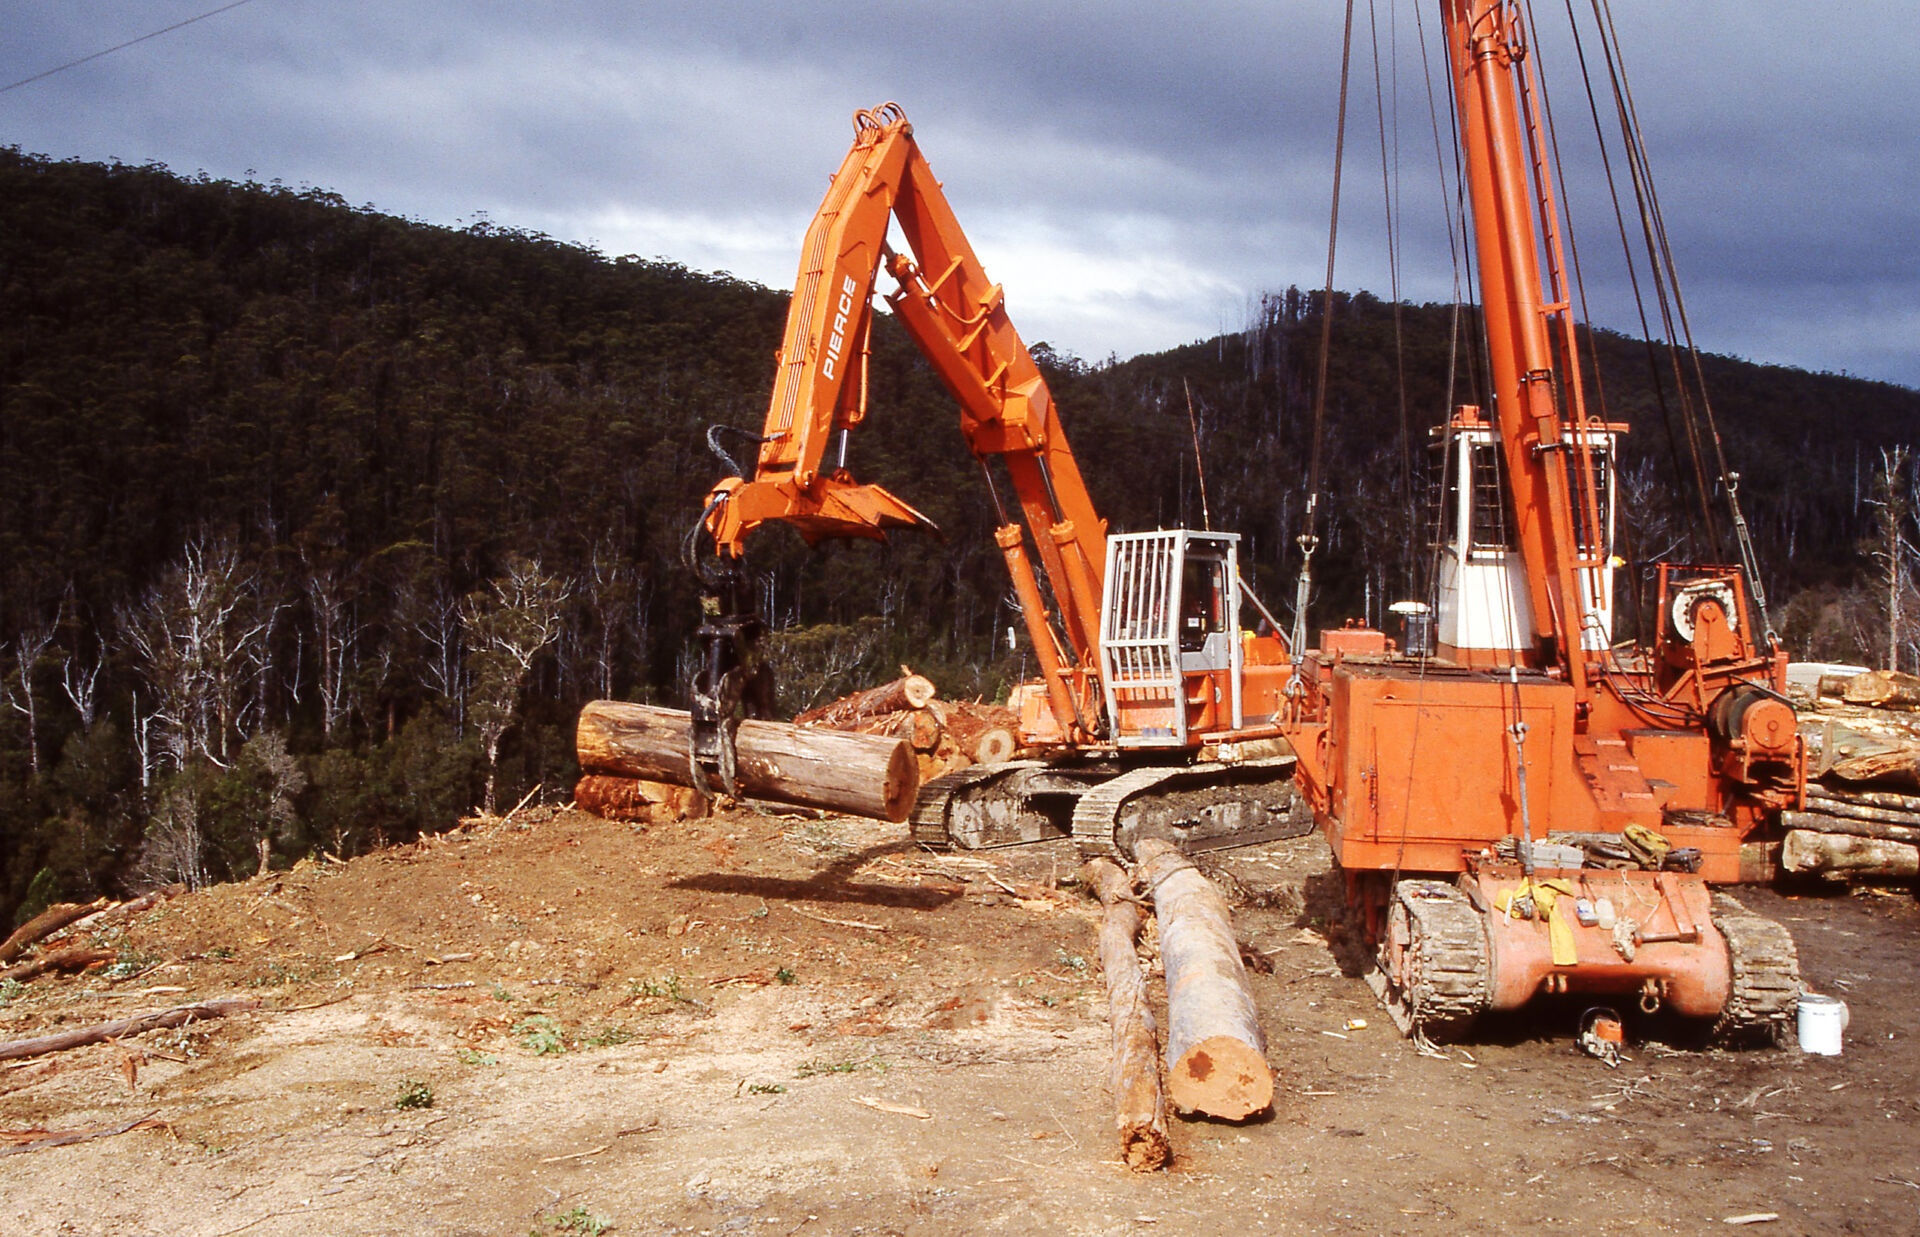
[1798, 992, 1848, 1056]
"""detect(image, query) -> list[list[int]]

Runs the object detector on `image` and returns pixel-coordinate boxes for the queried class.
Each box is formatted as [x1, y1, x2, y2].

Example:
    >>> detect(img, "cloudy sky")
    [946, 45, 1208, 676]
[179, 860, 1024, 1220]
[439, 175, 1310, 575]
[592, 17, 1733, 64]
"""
[5, 1, 1918, 388]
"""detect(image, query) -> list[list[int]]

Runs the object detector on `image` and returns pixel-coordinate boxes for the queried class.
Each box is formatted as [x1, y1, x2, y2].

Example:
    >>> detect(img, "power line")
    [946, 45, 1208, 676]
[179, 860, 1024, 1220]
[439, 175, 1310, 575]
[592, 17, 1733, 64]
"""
[1, 0, 262, 96]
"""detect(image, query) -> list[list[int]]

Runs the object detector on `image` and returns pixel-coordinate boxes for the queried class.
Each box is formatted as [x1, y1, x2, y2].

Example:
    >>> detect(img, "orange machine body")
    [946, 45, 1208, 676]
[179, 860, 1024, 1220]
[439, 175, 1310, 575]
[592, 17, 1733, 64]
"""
[1278, 0, 1802, 1028]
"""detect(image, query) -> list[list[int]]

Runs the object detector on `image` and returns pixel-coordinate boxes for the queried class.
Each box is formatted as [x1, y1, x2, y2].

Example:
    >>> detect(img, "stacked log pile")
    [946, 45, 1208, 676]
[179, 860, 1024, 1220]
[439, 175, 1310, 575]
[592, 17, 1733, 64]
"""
[571, 671, 1015, 825]
[793, 670, 1021, 785]
[1790, 668, 1920, 879]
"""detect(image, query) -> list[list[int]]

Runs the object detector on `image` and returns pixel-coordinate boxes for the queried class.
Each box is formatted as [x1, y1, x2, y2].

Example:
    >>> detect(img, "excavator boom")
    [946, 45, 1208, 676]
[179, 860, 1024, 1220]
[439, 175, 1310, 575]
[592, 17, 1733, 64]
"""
[686, 104, 1298, 853]
[690, 104, 1112, 791]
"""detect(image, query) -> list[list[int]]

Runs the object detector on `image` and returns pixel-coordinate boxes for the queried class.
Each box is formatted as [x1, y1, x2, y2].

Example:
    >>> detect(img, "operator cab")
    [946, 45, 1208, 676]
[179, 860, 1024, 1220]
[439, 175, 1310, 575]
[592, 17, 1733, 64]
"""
[1430, 406, 1622, 664]
[1098, 530, 1257, 746]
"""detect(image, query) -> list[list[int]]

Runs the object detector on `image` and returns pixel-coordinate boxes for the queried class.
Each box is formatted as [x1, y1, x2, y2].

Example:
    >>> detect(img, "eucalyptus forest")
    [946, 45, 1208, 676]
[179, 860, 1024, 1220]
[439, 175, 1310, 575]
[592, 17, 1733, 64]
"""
[3, 147, 1916, 926]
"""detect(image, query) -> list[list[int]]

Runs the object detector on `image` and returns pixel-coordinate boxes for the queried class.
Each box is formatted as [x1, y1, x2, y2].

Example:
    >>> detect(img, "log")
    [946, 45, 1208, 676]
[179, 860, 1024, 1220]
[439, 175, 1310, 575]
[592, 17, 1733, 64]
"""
[0, 900, 108, 963]
[945, 703, 1021, 754]
[0, 947, 114, 984]
[1782, 830, 1920, 878]
[1809, 784, 1920, 814]
[576, 701, 918, 822]
[1083, 858, 1172, 1170]
[1827, 749, 1920, 790]
[1837, 669, 1920, 710]
[0, 997, 260, 1062]
[793, 674, 938, 729]
[1781, 809, 1920, 846]
[971, 727, 1018, 764]
[1134, 838, 1272, 1120]
[1818, 673, 1872, 700]
[1797, 793, 1920, 830]
[60, 887, 182, 938]
[573, 774, 658, 822]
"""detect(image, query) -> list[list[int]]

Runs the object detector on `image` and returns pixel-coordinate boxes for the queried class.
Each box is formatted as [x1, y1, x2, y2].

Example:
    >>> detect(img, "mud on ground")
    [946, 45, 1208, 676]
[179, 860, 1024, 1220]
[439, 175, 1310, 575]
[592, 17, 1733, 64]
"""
[2, 807, 1917, 1236]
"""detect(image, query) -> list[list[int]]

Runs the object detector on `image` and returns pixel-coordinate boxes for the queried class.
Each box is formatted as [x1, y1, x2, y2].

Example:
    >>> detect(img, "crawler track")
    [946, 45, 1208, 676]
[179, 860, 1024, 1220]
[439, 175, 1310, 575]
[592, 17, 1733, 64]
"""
[1379, 879, 1492, 1042]
[1711, 891, 1802, 1045]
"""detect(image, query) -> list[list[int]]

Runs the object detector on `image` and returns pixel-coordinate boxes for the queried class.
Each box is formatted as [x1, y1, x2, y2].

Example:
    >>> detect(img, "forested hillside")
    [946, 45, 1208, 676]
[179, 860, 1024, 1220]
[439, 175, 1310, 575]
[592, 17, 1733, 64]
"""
[3, 148, 1915, 924]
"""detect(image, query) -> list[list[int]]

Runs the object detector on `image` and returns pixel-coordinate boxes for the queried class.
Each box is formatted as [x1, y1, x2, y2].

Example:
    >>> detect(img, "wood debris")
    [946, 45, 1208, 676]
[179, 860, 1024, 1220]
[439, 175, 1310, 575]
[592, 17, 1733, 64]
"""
[853, 1096, 931, 1120]
[0, 1113, 168, 1157]
[0, 899, 109, 963]
[0, 997, 261, 1063]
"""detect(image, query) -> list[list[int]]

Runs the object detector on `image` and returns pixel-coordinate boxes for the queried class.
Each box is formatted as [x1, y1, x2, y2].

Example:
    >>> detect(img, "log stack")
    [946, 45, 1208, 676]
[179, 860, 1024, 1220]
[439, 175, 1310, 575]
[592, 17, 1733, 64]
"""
[794, 670, 1021, 785]
[1790, 668, 1920, 880]
[571, 672, 1021, 825]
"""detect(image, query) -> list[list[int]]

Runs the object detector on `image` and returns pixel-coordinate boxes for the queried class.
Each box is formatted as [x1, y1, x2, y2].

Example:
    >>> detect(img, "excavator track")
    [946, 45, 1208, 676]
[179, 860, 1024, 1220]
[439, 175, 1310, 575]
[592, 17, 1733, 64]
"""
[1373, 879, 1492, 1042]
[911, 761, 1102, 850]
[1710, 892, 1802, 1045]
[1069, 758, 1301, 859]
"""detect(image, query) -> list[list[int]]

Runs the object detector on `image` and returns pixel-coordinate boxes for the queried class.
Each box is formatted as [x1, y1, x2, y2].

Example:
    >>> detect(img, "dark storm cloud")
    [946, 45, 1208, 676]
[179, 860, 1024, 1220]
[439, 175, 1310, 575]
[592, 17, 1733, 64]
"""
[3, 1, 1917, 386]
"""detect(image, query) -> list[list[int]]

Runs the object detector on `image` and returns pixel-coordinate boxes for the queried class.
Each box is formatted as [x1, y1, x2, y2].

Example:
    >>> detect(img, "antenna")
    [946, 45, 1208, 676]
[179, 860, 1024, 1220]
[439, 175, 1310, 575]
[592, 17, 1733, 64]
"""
[1183, 378, 1212, 532]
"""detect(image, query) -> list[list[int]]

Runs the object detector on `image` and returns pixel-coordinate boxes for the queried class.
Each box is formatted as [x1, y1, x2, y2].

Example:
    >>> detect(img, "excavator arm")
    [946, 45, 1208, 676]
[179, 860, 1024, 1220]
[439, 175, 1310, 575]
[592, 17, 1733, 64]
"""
[690, 104, 1110, 792]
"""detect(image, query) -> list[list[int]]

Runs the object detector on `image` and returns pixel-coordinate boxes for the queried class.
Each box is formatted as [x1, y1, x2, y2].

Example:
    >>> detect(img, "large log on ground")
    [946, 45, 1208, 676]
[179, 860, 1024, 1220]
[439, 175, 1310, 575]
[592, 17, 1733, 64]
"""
[0, 900, 108, 963]
[573, 774, 660, 822]
[1134, 838, 1272, 1120]
[1825, 737, 1920, 790]
[577, 701, 918, 822]
[1084, 857, 1172, 1171]
[794, 674, 937, 729]
[1782, 829, 1920, 878]
[1781, 809, 1920, 846]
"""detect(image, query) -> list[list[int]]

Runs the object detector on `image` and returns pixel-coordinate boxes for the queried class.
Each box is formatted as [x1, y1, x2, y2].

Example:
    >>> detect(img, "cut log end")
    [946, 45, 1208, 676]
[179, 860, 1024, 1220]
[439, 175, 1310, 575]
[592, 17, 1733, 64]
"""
[972, 727, 1017, 764]
[1121, 1126, 1174, 1172]
[901, 674, 938, 710]
[1168, 1035, 1274, 1120]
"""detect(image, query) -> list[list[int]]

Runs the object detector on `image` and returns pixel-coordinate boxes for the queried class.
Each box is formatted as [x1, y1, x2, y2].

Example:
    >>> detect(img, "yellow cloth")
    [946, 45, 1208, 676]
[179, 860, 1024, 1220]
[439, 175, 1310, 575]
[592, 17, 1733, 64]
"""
[1495, 876, 1578, 966]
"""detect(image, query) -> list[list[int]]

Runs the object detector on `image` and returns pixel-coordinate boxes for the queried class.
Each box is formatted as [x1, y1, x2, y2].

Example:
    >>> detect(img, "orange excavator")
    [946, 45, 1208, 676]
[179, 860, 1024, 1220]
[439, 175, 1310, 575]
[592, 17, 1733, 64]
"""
[1275, 0, 1802, 1042]
[687, 103, 1301, 856]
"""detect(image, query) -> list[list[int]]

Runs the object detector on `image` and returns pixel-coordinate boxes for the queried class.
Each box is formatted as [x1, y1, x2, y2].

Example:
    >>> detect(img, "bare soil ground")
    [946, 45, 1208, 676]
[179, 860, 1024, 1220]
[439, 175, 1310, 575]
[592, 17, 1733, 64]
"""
[2, 806, 1917, 1237]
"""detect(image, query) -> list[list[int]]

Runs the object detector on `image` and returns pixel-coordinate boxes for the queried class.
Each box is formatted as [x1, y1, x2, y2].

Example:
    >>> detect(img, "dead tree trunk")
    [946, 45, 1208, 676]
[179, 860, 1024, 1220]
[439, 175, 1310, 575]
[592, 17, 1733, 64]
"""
[1084, 857, 1172, 1170]
[576, 701, 918, 821]
[61, 887, 182, 938]
[1134, 839, 1272, 1120]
